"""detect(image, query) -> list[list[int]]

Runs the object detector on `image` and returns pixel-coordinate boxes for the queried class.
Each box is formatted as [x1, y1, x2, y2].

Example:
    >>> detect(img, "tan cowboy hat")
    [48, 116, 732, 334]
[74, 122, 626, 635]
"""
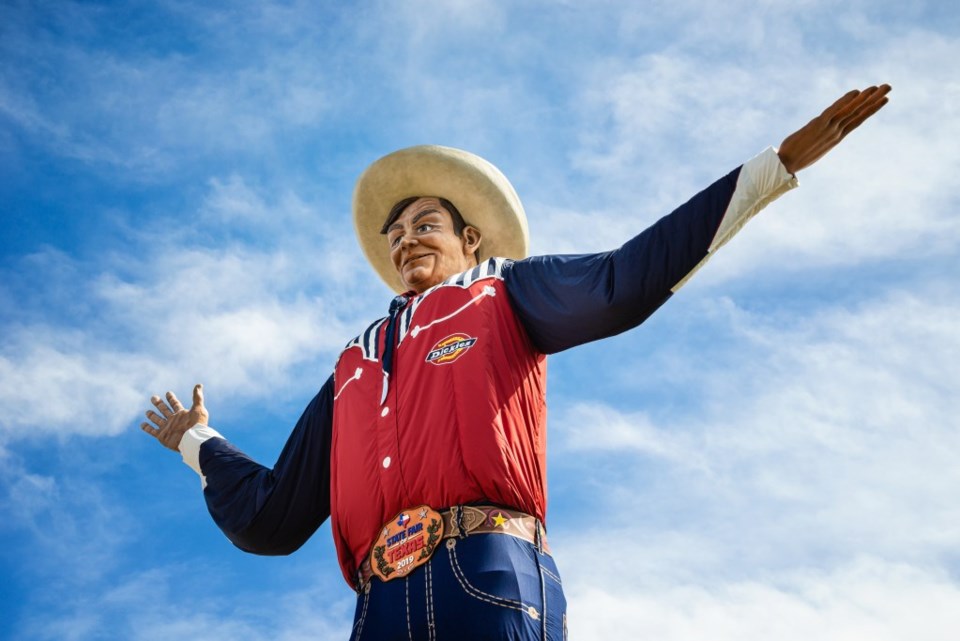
[352, 145, 529, 293]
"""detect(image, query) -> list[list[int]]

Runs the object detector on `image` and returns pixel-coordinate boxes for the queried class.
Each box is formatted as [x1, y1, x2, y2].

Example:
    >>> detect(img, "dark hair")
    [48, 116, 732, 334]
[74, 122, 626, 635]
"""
[380, 196, 470, 234]
[380, 196, 480, 261]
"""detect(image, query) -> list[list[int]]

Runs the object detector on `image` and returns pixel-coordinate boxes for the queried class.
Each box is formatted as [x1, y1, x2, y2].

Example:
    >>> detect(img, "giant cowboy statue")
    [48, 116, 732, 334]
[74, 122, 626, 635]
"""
[142, 85, 891, 640]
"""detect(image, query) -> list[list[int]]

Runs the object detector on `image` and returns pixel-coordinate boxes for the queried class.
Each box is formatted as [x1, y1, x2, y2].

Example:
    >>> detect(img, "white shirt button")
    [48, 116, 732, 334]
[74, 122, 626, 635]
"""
[382, 456, 392, 468]
[381, 407, 389, 417]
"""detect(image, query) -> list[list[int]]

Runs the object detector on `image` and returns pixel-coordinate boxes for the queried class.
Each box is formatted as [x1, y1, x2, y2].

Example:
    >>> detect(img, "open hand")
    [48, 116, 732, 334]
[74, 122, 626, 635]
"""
[778, 84, 891, 175]
[141, 384, 209, 452]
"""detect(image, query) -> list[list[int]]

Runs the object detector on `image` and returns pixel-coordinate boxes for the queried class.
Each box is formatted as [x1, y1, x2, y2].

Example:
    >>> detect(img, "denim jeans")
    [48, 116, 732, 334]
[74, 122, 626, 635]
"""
[349, 532, 567, 640]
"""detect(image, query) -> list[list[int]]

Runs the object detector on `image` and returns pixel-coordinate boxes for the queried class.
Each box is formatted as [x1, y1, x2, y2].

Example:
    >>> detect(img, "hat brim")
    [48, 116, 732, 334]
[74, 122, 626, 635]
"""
[352, 145, 529, 293]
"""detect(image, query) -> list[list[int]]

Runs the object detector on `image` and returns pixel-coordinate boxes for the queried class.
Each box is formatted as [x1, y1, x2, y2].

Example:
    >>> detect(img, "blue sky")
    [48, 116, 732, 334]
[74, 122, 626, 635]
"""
[2, 1, 958, 639]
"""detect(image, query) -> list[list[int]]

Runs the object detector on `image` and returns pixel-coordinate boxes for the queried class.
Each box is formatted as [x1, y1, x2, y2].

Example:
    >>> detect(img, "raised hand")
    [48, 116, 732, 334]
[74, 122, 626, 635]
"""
[777, 84, 891, 175]
[141, 384, 209, 452]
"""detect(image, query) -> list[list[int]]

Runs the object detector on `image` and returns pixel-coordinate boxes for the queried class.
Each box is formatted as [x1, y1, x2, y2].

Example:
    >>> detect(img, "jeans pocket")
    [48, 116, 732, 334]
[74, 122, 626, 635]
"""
[443, 537, 544, 621]
[540, 562, 563, 587]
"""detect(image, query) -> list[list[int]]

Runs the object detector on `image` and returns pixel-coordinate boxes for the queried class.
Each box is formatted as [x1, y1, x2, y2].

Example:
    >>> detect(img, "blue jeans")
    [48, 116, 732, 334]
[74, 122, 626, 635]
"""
[349, 532, 567, 640]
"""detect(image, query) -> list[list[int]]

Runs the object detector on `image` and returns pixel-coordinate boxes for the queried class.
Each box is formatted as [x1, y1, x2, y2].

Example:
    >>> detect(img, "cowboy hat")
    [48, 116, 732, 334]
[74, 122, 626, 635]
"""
[352, 145, 529, 293]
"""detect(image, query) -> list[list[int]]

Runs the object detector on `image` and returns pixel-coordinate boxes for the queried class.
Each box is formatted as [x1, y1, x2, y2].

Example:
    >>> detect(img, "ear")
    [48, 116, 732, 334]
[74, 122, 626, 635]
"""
[461, 225, 482, 261]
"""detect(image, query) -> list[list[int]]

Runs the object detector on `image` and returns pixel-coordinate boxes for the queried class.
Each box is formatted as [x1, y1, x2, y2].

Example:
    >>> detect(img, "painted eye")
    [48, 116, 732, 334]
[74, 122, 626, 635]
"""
[390, 235, 402, 247]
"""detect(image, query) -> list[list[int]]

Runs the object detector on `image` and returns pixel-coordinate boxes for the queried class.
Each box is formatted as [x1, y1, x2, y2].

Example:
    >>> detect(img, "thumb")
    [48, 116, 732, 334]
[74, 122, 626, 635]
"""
[192, 383, 205, 410]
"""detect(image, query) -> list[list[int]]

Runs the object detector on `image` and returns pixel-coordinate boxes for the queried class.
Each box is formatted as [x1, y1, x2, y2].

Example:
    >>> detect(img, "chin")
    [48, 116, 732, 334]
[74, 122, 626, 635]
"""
[402, 269, 436, 293]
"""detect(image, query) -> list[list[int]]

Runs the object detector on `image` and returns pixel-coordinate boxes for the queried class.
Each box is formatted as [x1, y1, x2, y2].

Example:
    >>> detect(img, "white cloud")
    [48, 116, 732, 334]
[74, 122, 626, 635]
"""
[0, 335, 165, 438]
[0, 171, 378, 441]
[561, 402, 708, 470]
[14, 559, 356, 641]
[550, 282, 960, 584]
[0, 454, 132, 588]
[0, 248, 353, 439]
[0, 2, 341, 175]
[548, 282, 960, 639]
[535, 19, 960, 281]
[202, 174, 274, 225]
[374, 0, 507, 43]
[563, 558, 960, 641]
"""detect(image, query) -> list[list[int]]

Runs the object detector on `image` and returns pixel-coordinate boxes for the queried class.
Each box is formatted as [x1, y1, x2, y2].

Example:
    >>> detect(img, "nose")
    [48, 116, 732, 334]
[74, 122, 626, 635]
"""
[393, 235, 418, 266]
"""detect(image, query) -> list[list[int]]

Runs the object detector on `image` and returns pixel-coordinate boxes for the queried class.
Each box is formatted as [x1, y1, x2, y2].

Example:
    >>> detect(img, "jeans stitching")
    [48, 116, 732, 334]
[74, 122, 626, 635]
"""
[447, 542, 538, 618]
[352, 586, 370, 640]
[537, 560, 547, 641]
[540, 566, 562, 585]
[405, 578, 413, 641]
[426, 561, 436, 641]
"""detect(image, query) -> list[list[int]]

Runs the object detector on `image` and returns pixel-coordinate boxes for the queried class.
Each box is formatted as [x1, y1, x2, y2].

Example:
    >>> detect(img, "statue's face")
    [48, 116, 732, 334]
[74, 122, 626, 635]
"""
[385, 197, 481, 293]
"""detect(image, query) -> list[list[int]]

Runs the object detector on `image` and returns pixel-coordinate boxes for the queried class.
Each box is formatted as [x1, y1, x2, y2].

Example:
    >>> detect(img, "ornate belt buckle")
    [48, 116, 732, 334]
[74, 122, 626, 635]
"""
[370, 505, 445, 582]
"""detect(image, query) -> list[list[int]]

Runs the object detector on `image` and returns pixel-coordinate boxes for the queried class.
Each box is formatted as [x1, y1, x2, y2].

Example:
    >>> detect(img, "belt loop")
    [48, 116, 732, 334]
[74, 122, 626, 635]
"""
[456, 504, 467, 539]
[449, 505, 461, 538]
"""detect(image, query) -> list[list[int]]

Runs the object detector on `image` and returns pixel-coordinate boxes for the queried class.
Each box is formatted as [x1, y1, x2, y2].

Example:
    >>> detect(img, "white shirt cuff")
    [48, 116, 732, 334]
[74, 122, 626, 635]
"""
[671, 146, 798, 292]
[709, 146, 798, 253]
[178, 424, 224, 488]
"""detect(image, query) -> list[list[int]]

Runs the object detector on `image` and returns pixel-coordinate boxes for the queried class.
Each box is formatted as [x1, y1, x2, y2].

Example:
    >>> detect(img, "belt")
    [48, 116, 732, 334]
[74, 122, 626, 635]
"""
[356, 505, 549, 591]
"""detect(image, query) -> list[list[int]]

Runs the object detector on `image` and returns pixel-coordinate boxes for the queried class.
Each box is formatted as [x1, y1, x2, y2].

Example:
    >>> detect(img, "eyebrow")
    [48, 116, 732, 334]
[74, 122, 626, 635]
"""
[386, 209, 441, 234]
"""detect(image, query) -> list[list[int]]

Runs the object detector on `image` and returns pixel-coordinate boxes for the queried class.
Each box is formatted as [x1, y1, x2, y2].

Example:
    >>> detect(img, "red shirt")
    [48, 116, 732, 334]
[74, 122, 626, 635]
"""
[330, 260, 547, 586]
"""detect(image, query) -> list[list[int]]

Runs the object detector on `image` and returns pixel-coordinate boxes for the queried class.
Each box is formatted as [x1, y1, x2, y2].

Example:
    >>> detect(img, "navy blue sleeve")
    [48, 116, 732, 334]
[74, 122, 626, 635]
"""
[504, 166, 741, 354]
[199, 375, 334, 555]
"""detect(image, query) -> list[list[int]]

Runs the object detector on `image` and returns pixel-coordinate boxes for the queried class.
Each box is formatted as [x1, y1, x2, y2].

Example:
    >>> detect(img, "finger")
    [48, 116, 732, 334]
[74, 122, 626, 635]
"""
[825, 85, 888, 125]
[840, 96, 889, 135]
[141, 422, 160, 437]
[835, 86, 891, 132]
[822, 89, 861, 119]
[858, 85, 891, 111]
[145, 409, 166, 426]
[832, 85, 891, 125]
[151, 395, 175, 418]
[830, 87, 879, 124]
[166, 391, 185, 413]
[858, 83, 891, 97]
[192, 383, 204, 410]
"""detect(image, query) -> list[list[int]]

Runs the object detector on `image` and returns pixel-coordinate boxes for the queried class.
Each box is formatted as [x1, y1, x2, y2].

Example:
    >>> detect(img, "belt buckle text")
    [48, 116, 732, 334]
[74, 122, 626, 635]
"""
[370, 505, 445, 582]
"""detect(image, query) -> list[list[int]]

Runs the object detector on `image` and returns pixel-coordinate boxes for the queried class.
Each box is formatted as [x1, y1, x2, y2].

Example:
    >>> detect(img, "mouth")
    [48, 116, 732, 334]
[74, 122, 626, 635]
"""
[403, 254, 432, 268]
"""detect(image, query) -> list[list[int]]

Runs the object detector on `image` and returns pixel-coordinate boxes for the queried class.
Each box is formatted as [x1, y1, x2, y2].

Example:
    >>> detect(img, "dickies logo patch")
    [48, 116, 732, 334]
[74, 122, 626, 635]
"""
[425, 334, 477, 365]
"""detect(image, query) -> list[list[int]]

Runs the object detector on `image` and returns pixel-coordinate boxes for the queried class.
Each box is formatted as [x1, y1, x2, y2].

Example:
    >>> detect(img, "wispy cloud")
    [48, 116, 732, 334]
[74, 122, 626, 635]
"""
[549, 278, 960, 637]
[12, 550, 355, 641]
[0, 2, 343, 176]
[535, 20, 960, 281]
[550, 281, 959, 615]
[564, 559, 960, 641]
[0, 168, 379, 440]
[0, 454, 131, 587]
[2, 442, 355, 640]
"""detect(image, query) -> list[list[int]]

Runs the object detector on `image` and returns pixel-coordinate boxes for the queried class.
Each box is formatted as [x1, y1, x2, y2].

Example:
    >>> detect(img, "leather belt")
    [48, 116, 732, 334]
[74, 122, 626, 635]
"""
[356, 505, 549, 591]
